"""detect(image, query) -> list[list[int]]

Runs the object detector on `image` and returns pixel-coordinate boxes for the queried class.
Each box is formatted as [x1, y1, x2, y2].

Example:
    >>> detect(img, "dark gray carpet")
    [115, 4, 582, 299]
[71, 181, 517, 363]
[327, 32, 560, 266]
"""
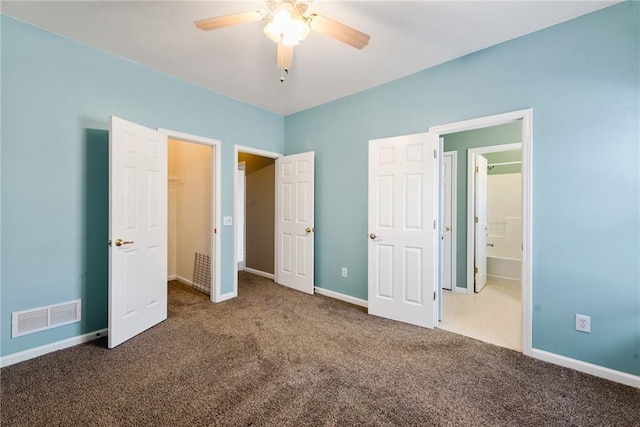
[1, 272, 638, 426]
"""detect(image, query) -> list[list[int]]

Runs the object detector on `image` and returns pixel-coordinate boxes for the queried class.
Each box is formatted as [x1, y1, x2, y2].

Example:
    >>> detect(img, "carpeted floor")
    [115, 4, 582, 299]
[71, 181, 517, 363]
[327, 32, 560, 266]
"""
[1, 272, 638, 426]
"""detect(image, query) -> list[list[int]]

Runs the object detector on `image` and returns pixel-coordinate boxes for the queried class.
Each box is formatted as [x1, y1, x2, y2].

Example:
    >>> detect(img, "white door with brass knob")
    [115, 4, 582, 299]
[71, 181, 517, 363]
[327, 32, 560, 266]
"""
[275, 151, 315, 295]
[368, 132, 438, 328]
[109, 116, 167, 348]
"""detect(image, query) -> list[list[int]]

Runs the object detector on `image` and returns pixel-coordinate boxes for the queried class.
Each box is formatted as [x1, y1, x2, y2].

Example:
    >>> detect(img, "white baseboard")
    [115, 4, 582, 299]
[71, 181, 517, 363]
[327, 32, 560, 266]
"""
[175, 275, 193, 286]
[167, 275, 177, 281]
[314, 287, 368, 308]
[488, 274, 520, 283]
[530, 348, 639, 389]
[0, 328, 108, 368]
[453, 285, 468, 294]
[243, 267, 275, 280]
[215, 291, 236, 303]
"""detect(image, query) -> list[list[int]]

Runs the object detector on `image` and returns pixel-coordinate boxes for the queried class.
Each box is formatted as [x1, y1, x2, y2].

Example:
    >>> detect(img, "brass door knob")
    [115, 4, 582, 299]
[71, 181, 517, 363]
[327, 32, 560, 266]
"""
[115, 239, 134, 247]
[444, 226, 451, 232]
[369, 233, 377, 240]
[305, 227, 315, 233]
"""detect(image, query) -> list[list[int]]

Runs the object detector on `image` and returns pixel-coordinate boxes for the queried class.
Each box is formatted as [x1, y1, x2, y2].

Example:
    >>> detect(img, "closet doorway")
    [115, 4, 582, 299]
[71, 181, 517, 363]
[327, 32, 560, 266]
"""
[167, 136, 218, 299]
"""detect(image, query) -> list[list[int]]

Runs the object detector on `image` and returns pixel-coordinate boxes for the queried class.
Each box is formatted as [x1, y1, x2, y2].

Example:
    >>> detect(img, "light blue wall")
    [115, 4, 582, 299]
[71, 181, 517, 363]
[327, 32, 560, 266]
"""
[0, 16, 283, 357]
[285, 3, 639, 375]
[443, 122, 522, 289]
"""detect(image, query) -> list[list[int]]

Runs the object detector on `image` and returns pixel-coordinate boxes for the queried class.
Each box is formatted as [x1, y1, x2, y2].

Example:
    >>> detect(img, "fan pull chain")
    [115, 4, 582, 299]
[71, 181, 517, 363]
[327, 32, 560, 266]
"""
[280, 68, 289, 83]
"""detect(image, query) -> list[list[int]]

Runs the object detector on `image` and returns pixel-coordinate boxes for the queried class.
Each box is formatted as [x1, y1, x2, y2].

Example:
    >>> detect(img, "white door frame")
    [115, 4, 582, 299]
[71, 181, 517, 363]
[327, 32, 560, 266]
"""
[237, 161, 246, 271]
[429, 108, 533, 356]
[467, 143, 521, 292]
[232, 145, 282, 298]
[158, 128, 221, 303]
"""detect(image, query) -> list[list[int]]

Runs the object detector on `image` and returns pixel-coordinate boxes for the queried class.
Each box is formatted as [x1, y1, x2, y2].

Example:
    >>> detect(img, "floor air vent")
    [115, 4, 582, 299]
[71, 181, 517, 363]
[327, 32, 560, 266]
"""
[12, 300, 81, 338]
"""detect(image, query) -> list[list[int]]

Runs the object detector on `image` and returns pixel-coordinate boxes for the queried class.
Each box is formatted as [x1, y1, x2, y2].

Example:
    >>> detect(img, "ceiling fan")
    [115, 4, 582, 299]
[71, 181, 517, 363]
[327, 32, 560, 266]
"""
[195, 0, 370, 82]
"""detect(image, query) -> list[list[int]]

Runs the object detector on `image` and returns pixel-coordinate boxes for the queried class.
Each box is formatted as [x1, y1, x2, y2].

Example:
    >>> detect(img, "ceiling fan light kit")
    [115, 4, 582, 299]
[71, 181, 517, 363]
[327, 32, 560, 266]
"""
[195, 0, 370, 82]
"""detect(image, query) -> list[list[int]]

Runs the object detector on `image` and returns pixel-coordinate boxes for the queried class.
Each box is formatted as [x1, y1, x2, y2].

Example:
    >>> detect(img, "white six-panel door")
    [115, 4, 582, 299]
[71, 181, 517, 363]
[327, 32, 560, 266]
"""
[368, 133, 438, 328]
[474, 155, 488, 292]
[109, 116, 167, 348]
[275, 151, 315, 294]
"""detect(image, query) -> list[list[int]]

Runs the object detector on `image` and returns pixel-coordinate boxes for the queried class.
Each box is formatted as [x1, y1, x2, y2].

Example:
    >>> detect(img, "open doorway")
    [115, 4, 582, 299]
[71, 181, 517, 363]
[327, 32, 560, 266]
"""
[160, 128, 221, 303]
[434, 114, 530, 353]
[232, 146, 281, 297]
[237, 152, 276, 278]
[167, 138, 214, 296]
[231, 146, 316, 298]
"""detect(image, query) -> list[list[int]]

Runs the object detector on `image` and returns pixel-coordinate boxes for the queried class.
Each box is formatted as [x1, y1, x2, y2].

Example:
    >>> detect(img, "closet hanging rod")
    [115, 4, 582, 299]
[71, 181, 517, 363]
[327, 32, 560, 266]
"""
[487, 161, 521, 167]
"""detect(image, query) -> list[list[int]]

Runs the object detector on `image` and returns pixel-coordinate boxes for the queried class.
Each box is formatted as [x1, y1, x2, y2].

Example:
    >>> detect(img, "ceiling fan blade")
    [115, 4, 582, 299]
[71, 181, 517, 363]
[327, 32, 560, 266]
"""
[195, 11, 265, 31]
[308, 14, 370, 49]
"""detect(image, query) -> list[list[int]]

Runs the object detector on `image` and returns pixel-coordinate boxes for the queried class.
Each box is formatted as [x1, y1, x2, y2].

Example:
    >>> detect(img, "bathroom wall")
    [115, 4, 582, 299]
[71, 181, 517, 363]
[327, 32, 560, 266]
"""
[487, 172, 522, 260]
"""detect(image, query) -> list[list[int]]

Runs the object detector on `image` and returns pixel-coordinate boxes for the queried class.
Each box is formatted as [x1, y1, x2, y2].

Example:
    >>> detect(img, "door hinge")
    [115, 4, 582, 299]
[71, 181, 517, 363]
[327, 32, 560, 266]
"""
[474, 216, 478, 223]
[475, 166, 478, 173]
[433, 149, 437, 159]
[433, 220, 436, 229]
[213, 228, 217, 234]
[433, 291, 436, 301]
[474, 267, 478, 274]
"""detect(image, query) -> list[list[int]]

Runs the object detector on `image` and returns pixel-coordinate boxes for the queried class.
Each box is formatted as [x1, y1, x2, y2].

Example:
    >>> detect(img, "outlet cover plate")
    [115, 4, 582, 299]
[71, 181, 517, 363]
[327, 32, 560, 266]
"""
[575, 314, 591, 333]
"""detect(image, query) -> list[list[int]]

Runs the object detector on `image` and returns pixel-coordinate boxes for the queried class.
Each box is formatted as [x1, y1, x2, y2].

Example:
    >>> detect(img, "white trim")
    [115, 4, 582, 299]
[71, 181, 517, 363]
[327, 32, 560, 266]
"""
[233, 145, 282, 300]
[167, 275, 177, 281]
[243, 267, 275, 280]
[429, 108, 533, 357]
[0, 328, 108, 368]
[530, 349, 640, 389]
[314, 287, 368, 308]
[158, 128, 222, 304]
[175, 275, 193, 286]
[487, 274, 521, 284]
[237, 161, 247, 271]
[453, 285, 467, 294]
[467, 143, 522, 292]
[216, 292, 236, 303]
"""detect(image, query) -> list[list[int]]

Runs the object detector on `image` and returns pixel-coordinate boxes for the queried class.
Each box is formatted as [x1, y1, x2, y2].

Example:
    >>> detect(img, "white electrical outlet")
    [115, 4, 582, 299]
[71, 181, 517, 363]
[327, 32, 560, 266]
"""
[575, 314, 591, 333]
[341, 267, 348, 278]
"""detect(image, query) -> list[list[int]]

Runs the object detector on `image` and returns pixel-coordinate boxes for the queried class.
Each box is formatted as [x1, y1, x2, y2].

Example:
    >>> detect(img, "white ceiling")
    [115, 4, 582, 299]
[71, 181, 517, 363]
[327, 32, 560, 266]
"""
[2, 1, 617, 115]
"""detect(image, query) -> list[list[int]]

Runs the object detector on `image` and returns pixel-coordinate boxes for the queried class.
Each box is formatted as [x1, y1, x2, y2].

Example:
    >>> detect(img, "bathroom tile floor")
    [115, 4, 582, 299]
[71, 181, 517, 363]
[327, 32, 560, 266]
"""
[438, 279, 522, 351]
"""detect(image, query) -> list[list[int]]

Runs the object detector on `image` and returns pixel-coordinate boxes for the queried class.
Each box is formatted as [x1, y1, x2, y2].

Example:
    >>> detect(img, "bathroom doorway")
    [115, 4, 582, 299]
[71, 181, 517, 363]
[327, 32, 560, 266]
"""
[438, 121, 524, 351]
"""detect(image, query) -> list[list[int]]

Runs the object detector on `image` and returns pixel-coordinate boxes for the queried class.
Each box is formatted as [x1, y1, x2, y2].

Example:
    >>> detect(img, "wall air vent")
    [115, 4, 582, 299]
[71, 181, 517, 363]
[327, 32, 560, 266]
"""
[12, 300, 81, 338]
